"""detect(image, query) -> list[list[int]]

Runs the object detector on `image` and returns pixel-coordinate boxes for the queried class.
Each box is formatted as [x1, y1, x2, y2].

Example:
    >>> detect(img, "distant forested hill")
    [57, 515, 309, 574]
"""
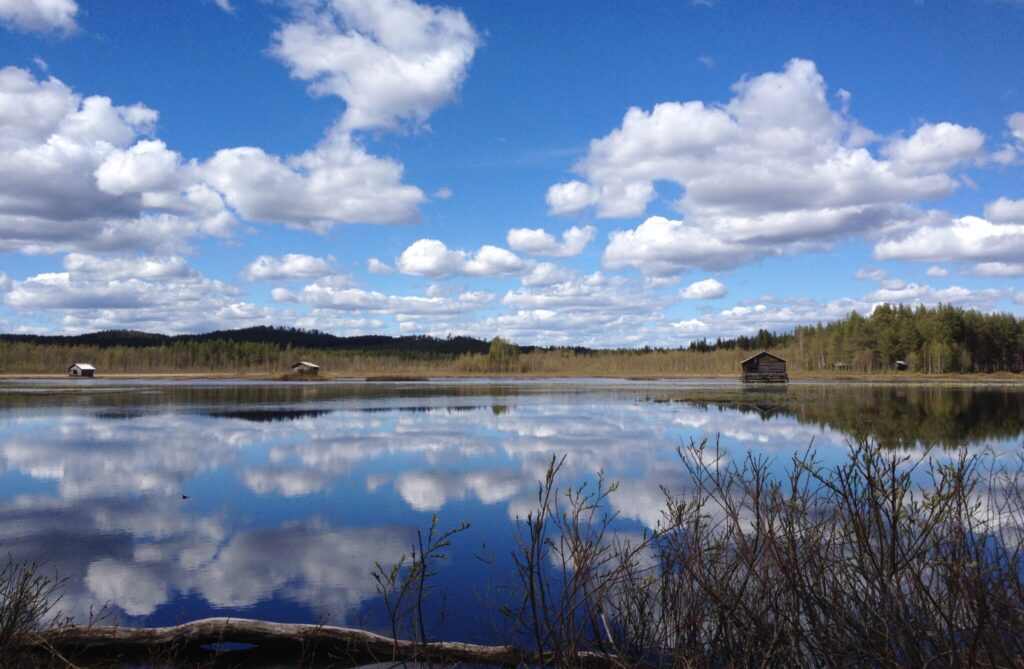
[0, 326, 491, 355]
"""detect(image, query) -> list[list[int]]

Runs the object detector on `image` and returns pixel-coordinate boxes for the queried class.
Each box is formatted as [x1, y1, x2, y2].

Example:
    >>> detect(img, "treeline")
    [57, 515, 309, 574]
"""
[0, 304, 1020, 375]
[688, 328, 793, 352]
[0, 340, 482, 375]
[684, 304, 1023, 373]
[0, 327, 498, 374]
[0, 326, 490, 356]
[786, 303, 1023, 373]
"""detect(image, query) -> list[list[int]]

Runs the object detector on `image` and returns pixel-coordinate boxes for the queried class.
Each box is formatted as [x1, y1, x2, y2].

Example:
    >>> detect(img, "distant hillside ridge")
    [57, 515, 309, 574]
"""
[0, 326, 494, 356]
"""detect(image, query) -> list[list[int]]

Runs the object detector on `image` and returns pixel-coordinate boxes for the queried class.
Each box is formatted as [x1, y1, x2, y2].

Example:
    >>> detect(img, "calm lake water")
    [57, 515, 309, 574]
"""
[0, 379, 1022, 643]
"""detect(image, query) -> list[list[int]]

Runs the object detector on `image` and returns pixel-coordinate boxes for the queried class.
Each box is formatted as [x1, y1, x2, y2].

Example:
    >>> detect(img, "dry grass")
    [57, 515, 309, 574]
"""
[0, 559, 74, 668]
[497, 441, 1024, 667]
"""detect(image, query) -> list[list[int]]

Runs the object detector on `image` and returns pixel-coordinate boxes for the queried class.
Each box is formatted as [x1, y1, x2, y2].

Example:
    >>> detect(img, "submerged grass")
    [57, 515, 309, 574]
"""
[6, 439, 1024, 667]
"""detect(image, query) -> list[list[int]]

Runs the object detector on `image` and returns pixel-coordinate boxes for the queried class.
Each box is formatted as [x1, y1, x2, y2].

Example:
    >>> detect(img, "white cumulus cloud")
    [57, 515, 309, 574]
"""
[985, 197, 1024, 223]
[396, 239, 534, 278]
[854, 268, 888, 281]
[884, 122, 985, 175]
[603, 216, 756, 274]
[874, 215, 1024, 264]
[272, 0, 479, 132]
[503, 272, 655, 315]
[94, 140, 186, 197]
[3, 255, 274, 332]
[62, 253, 192, 280]
[202, 133, 425, 228]
[679, 278, 726, 300]
[549, 59, 984, 273]
[275, 279, 494, 323]
[973, 262, 1024, 277]
[241, 254, 335, 281]
[671, 318, 709, 334]
[0, 59, 438, 246]
[367, 258, 395, 274]
[0, 67, 233, 254]
[1009, 112, 1024, 144]
[0, 0, 77, 33]
[545, 181, 599, 216]
[862, 282, 1004, 309]
[521, 262, 575, 287]
[506, 225, 596, 257]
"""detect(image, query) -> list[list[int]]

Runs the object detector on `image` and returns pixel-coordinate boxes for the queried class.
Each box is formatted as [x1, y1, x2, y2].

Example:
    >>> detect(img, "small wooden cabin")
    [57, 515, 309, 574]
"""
[740, 351, 788, 383]
[68, 363, 95, 377]
[290, 361, 320, 375]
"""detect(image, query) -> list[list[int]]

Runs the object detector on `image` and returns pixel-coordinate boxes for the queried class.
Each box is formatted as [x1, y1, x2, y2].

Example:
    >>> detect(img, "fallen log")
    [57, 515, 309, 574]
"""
[27, 617, 625, 668]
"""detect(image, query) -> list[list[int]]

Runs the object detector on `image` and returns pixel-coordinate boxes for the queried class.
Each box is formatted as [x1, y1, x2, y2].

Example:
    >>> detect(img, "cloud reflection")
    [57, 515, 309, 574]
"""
[0, 494, 409, 622]
[0, 382, 1019, 627]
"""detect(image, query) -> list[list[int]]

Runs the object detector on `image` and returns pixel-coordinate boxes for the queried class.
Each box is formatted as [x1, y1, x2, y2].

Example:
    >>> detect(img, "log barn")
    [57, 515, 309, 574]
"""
[68, 363, 95, 377]
[290, 361, 320, 375]
[740, 351, 788, 383]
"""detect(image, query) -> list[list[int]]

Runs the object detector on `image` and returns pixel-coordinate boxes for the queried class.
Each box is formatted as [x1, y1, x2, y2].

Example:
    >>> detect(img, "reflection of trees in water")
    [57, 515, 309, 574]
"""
[0, 381, 542, 411]
[205, 409, 334, 423]
[4, 380, 1020, 448]
[0, 380, 697, 413]
[662, 385, 1024, 448]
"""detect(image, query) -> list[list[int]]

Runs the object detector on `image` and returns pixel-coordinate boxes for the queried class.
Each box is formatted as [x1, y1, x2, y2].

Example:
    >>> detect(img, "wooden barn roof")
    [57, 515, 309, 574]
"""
[740, 351, 786, 365]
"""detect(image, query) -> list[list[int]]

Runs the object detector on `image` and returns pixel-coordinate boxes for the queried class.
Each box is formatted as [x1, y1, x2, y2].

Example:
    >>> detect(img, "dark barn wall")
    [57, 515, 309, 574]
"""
[742, 353, 788, 383]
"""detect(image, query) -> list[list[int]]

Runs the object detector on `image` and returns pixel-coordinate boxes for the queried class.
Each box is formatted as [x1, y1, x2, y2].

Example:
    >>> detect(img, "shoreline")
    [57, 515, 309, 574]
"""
[1, 371, 1022, 384]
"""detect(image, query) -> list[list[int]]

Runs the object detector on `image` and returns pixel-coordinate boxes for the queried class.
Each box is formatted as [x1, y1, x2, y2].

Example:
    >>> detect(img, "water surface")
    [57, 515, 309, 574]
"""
[0, 379, 1021, 642]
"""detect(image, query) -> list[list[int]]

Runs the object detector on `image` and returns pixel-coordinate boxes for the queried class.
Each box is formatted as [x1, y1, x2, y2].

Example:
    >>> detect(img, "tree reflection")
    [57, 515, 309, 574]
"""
[663, 384, 1024, 448]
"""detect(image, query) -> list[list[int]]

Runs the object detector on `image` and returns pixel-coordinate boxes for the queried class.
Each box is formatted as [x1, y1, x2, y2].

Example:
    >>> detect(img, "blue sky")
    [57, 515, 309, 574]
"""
[0, 0, 1022, 346]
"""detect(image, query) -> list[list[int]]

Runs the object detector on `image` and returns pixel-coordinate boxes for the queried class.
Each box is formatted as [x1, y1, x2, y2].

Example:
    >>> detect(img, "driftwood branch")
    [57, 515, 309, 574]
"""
[25, 617, 622, 668]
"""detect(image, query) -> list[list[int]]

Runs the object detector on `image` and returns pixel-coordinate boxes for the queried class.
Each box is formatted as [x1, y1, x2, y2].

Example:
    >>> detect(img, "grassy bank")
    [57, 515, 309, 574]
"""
[2, 369, 1022, 384]
[2, 345, 1022, 380]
